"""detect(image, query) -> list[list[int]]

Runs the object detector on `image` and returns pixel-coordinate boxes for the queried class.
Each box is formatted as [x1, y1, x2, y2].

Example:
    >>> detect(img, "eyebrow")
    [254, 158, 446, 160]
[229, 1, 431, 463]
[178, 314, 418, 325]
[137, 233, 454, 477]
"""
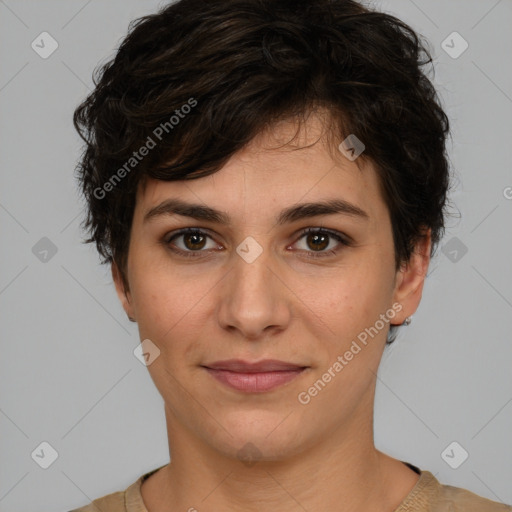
[143, 197, 369, 225]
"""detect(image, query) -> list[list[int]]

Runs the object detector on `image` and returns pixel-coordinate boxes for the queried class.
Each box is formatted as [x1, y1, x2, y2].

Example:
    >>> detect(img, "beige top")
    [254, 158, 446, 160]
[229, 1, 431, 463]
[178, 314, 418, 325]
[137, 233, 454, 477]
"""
[69, 463, 512, 512]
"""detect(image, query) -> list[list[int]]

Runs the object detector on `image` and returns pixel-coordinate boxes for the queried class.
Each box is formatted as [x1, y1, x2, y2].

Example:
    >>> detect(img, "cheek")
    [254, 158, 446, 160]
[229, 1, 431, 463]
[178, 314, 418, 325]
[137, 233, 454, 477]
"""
[314, 261, 394, 332]
[128, 258, 217, 351]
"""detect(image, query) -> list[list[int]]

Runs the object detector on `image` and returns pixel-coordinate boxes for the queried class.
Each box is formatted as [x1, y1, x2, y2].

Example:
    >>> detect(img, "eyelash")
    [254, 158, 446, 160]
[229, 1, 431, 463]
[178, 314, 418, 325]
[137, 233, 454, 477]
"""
[163, 227, 351, 259]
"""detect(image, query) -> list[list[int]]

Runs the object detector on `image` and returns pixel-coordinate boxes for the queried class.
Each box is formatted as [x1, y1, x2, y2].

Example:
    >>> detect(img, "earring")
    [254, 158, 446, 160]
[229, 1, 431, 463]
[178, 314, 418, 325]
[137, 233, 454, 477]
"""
[403, 316, 412, 326]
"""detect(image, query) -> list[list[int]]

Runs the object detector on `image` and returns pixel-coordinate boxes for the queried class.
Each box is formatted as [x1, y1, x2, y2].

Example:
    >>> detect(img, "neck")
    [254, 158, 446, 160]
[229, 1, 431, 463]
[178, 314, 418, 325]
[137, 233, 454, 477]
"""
[141, 395, 419, 511]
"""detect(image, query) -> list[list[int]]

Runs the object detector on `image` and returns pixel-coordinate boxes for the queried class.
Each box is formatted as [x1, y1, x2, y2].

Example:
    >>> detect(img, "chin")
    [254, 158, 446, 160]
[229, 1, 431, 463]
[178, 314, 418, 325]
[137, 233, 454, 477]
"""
[205, 415, 311, 464]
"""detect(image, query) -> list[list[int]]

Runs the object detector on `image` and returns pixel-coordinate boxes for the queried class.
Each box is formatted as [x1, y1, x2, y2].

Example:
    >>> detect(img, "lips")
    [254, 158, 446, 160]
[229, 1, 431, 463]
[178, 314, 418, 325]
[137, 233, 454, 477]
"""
[202, 359, 308, 392]
[204, 359, 306, 372]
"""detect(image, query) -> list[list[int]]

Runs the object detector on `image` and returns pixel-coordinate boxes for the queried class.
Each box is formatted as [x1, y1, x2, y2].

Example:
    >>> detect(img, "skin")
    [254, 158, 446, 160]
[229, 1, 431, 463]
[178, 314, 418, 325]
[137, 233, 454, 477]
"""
[113, 112, 431, 512]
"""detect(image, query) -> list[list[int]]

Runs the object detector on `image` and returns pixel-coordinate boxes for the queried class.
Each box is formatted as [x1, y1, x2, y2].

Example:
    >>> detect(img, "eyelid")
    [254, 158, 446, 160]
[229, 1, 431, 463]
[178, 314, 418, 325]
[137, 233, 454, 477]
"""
[164, 227, 222, 250]
[164, 227, 216, 242]
[163, 226, 352, 260]
[294, 226, 353, 245]
[289, 227, 352, 258]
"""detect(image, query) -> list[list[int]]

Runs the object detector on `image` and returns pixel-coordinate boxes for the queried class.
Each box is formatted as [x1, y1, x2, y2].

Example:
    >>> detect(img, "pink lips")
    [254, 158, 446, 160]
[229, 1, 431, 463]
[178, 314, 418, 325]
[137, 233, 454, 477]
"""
[203, 359, 307, 392]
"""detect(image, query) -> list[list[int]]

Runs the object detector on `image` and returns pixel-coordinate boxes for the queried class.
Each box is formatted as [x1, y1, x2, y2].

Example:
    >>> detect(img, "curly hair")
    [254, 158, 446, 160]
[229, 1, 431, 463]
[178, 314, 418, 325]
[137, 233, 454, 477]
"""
[73, 0, 451, 342]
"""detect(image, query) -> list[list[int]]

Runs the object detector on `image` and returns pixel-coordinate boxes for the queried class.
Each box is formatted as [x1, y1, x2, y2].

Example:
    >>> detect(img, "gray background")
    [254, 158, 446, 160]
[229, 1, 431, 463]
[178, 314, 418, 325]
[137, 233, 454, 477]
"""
[1, 0, 511, 510]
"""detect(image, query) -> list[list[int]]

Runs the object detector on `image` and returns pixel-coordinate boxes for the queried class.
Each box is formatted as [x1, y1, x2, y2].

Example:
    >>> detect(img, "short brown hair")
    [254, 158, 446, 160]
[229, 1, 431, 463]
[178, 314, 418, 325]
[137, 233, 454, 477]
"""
[73, 0, 451, 341]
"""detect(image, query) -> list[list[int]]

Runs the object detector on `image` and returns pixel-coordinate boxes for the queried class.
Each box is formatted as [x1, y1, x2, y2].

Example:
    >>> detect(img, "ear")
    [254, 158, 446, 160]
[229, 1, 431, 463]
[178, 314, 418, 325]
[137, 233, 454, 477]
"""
[391, 229, 431, 325]
[111, 261, 136, 321]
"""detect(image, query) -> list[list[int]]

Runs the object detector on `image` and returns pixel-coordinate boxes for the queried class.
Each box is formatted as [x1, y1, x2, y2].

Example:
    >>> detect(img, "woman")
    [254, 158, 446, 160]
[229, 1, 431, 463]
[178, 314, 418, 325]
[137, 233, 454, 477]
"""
[70, 0, 511, 510]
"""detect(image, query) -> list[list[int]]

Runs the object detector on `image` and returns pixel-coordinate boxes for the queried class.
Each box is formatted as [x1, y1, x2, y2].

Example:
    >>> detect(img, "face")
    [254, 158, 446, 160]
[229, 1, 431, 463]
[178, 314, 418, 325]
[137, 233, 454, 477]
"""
[113, 113, 430, 462]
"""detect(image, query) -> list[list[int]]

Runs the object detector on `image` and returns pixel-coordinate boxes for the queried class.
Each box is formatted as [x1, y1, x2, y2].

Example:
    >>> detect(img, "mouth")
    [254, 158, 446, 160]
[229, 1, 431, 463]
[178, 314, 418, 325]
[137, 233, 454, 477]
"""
[201, 359, 308, 393]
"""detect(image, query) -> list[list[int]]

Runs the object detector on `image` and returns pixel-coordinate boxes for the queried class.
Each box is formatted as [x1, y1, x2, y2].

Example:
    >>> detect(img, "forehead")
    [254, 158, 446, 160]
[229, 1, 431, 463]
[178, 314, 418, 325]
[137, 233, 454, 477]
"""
[135, 114, 387, 225]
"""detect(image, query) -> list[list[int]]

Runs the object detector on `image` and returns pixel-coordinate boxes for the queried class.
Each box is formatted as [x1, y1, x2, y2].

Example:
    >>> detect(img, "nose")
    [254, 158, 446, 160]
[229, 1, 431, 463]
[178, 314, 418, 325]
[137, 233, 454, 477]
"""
[216, 245, 292, 340]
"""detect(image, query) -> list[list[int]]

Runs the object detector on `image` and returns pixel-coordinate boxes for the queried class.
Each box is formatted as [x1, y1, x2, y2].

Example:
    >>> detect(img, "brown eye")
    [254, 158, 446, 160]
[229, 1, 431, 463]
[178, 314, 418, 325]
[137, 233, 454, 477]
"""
[292, 228, 350, 259]
[183, 232, 207, 250]
[165, 229, 219, 257]
[305, 232, 329, 251]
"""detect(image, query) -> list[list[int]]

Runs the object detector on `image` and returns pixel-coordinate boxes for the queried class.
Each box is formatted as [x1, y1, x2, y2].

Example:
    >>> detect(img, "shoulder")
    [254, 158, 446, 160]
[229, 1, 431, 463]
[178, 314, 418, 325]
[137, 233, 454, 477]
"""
[68, 489, 126, 512]
[399, 470, 512, 512]
[67, 466, 161, 512]
[435, 480, 512, 512]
